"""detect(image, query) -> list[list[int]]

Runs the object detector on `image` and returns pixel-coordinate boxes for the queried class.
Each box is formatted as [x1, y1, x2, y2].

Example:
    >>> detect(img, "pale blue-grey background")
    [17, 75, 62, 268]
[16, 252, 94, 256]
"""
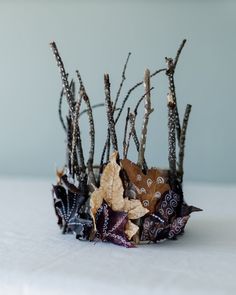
[0, 0, 235, 183]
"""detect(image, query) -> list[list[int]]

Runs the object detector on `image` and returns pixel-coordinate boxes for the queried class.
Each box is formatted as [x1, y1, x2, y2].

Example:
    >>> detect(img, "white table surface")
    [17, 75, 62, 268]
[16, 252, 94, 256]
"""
[0, 177, 235, 295]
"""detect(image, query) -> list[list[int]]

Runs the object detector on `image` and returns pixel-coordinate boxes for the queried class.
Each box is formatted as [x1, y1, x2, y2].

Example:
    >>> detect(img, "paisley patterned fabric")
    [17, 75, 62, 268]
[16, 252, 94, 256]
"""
[141, 190, 195, 242]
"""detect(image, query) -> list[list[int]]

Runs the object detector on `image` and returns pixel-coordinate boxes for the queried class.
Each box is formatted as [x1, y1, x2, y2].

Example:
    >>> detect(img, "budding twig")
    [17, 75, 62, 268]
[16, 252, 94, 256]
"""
[178, 104, 192, 182]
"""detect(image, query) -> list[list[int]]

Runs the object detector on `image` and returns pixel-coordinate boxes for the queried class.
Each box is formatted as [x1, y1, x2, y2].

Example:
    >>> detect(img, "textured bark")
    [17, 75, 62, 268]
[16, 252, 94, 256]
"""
[76, 70, 96, 186]
[167, 94, 177, 177]
[137, 69, 153, 170]
[50, 42, 75, 113]
[104, 74, 118, 152]
[71, 96, 86, 181]
[113, 52, 131, 111]
[178, 104, 192, 182]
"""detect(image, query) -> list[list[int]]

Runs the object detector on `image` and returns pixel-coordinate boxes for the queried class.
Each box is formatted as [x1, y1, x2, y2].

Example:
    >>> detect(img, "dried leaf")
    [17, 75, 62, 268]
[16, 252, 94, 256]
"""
[125, 220, 139, 240]
[121, 159, 170, 213]
[123, 198, 149, 220]
[90, 188, 104, 230]
[100, 151, 124, 211]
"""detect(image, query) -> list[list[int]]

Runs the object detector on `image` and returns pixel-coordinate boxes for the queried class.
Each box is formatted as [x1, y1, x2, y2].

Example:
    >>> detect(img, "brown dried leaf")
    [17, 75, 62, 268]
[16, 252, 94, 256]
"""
[90, 188, 104, 228]
[121, 159, 170, 213]
[100, 151, 124, 211]
[123, 198, 149, 220]
[125, 220, 139, 240]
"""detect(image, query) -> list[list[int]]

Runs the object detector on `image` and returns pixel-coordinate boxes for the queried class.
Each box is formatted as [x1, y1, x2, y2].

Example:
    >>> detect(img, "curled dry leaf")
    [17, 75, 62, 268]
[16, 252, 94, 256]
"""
[90, 151, 148, 241]
[125, 220, 139, 240]
[123, 198, 149, 220]
[121, 159, 170, 213]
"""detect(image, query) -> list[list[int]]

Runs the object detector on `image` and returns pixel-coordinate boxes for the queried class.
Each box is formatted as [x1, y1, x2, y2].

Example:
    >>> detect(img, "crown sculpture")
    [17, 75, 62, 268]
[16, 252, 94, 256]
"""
[50, 40, 201, 248]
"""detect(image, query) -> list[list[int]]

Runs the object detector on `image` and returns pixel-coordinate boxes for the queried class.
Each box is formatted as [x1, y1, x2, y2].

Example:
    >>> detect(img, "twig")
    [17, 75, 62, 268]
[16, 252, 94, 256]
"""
[59, 87, 67, 131]
[137, 69, 153, 169]
[66, 115, 73, 174]
[104, 74, 118, 151]
[174, 39, 187, 68]
[106, 132, 111, 163]
[134, 87, 154, 116]
[113, 52, 131, 111]
[127, 113, 148, 171]
[167, 93, 177, 177]
[115, 68, 165, 124]
[76, 70, 96, 186]
[165, 39, 187, 144]
[79, 103, 104, 118]
[123, 107, 130, 158]
[71, 96, 86, 181]
[178, 104, 192, 182]
[50, 42, 75, 112]
[165, 57, 181, 143]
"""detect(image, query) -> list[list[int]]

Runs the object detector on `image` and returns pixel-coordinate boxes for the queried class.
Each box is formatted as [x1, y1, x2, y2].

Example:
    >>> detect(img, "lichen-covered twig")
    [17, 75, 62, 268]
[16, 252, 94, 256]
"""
[123, 107, 130, 158]
[50, 42, 75, 112]
[104, 74, 118, 151]
[167, 93, 177, 178]
[137, 69, 153, 170]
[76, 70, 96, 186]
[113, 52, 131, 111]
[178, 104, 192, 182]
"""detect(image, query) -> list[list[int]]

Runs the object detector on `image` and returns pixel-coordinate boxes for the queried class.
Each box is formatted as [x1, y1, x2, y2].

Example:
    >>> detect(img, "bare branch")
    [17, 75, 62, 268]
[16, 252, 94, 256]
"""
[79, 103, 104, 118]
[104, 73, 118, 151]
[76, 70, 96, 185]
[123, 107, 130, 158]
[115, 68, 165, 124]
[71, 96, 86, 181]
[50, 42, 75, 112]
[113, 52, 131, 111]
[58, 87, 67, 132]
[127, 113, 148, 171]
[178, 104, 192, 182]
[174, 39, 187, 68]
[167, 93, 177, 177]
[137, 69, 154, 169]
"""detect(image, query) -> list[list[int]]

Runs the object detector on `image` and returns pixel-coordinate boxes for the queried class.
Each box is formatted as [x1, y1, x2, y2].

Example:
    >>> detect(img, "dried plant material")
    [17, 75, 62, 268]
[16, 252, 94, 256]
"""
[91, 152, 148, 242]
[137, 69, 154, 170]
[123, 198, 149, 220]
[125, 220, 139, 240]
[51, 40, 201, 247]
[121, 159, 170, 213]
